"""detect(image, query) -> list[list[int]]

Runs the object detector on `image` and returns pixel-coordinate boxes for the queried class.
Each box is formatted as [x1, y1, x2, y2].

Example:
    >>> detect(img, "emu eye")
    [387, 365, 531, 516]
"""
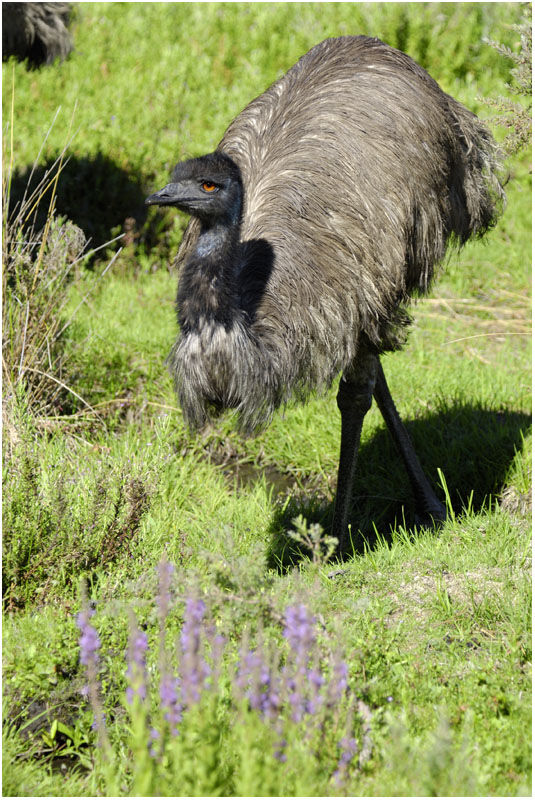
[201, 181, 217, 193]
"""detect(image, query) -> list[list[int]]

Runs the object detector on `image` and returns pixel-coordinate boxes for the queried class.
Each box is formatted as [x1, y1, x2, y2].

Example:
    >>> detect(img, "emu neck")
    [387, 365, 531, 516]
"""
[177, 218, 241, 332]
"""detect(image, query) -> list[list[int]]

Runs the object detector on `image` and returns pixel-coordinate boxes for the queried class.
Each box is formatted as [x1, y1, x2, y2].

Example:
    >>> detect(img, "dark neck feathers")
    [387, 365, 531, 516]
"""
[177, 215, 241, 332]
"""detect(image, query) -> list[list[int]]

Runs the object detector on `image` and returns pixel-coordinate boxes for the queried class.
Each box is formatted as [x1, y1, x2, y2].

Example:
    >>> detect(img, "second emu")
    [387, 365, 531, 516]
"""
[2, 3, 73, 68]
[146, 36, 504, 549]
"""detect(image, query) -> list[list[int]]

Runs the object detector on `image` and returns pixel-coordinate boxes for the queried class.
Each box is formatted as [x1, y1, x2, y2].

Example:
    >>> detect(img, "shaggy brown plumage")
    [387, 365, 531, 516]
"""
[2, 2, 73, 67]
[147, 36, 504, 545]
[168, 36, 503, 433]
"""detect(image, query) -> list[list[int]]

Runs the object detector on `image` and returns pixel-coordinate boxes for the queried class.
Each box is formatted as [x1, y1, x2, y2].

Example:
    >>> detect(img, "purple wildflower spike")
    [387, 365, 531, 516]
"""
[274, 737, 288, 762]
[180, 596, 211, 706]
[156, 559, 182, 733]
[236, 633, 282, 721]
[326, 656, 349, 708]
[333, 736, 358, 785]
[305, 667, 324, 714]
[126, 621, 149, 704]
[160, 673, 182, 734]
[149, 727, 160, 758]
[283, 604, 319, 722]
[338, 736, 357, 766]
[76, 607, 100, 667]
[75, 596, 108, 745]
[283, 604, 317, 653]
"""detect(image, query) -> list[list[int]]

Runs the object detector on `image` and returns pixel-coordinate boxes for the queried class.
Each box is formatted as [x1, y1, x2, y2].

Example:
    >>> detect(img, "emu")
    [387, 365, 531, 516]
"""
[146, 36, 503, 550]
[2, 3, 73, 68]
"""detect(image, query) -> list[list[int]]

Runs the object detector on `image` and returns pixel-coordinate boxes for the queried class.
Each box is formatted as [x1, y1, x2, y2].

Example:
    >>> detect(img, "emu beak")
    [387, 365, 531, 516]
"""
[145, 183, 183, 207]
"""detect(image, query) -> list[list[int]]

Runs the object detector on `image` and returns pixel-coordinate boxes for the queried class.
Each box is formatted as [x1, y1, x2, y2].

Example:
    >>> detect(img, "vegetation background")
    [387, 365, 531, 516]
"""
[2, 2, 531, 796]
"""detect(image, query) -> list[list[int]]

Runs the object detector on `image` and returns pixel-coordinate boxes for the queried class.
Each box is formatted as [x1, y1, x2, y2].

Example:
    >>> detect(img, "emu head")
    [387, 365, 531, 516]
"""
[145, 150, 242, 224]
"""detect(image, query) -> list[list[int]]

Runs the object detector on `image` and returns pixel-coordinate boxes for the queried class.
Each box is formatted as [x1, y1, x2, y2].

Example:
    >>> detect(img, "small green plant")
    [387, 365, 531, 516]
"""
[39, 716, 93, 770]
[287, 515, 339, 565]
[2, 430, 152, 608]
[482, 6, 532, 154]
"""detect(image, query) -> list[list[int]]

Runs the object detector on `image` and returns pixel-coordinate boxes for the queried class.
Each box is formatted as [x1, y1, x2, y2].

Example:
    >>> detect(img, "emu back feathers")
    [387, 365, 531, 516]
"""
[172, 36, 503, 433]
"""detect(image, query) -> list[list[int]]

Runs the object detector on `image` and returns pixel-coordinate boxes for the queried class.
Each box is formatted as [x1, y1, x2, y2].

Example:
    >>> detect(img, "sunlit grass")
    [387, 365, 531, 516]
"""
[2, 2, 531, 796]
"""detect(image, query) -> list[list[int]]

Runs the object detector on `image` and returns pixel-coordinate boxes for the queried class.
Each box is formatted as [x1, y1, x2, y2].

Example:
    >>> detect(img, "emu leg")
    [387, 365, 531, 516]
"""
[373, 362, 447, 524]
[332, 351, 378, 550]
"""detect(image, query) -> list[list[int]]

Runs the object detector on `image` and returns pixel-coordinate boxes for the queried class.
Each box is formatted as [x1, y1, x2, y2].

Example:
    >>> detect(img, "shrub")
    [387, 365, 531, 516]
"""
[482, 6, 532, 155]
[2, 98, 122, 422]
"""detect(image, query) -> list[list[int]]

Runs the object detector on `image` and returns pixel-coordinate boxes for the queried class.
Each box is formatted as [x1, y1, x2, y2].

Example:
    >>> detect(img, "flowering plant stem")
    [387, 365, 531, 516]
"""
[127, 695, 155, 796]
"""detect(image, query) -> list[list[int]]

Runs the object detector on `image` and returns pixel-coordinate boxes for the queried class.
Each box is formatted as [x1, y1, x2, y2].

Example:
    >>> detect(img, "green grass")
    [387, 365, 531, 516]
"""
[2, 2, 524, 247]
[2, 2, 531, 796]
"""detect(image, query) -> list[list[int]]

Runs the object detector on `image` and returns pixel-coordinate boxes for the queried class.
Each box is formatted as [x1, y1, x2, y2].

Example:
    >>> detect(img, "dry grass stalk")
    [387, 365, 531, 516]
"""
[2, 95, 123, 422]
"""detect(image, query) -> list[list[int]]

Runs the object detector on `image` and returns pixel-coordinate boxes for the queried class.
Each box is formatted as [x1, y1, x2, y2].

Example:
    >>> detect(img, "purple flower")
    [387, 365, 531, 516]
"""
[131, 630, 149, 656]
[181, 598, 206, 644]
[282, 604, 319, 722]
[334, 660, 348, 692]
[333, 736, 358, 785]
[160, 674, 179, 707]
[126, 622, 148, 704]
[149, 727, 160, 758]
[156, 558, 182, 730]
[160, 674, 182, 733]
[305, 668, 324, 714]
[338, 736, 357, 766]
[180, 596, 210, 706]
[75, 600, 107, 743]
[76, 609, 100, 667]
[307, 668, 324, 689]
[235, 642, 281, 720]
[326, 656, 349, 708]
[91, 712, 106, 731]
[283, 604, 317, 652]
[274, 738, 288, 762]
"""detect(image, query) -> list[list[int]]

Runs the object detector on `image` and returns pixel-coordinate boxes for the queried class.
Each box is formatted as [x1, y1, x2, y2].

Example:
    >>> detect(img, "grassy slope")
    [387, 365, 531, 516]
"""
[2, 2, 531, 796]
